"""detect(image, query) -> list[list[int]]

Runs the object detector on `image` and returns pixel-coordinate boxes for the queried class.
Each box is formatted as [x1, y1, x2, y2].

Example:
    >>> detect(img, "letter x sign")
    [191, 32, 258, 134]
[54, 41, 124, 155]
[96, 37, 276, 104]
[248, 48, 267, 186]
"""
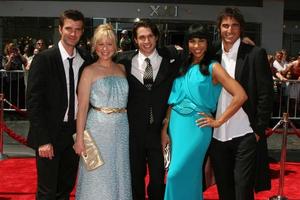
[150, 5, 160, 16]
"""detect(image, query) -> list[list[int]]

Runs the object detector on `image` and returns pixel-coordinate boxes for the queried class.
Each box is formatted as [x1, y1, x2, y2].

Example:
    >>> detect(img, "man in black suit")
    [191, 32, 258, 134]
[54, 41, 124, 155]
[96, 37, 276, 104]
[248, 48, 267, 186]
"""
[210, 7, 273, 200]
[26, 10, 91, 200]
[115, 20, 182, 200]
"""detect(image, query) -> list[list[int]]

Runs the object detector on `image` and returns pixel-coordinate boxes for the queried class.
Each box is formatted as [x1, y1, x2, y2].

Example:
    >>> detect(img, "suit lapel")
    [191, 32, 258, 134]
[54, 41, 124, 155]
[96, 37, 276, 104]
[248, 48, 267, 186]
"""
[53, 47, 68, 102]
[215, 49, 222, 63]
[153, 57, 169, 87]
[152, 47, 175, 87]
[125, 50, 146, 88]
[126, 50, 138, 75]
[235, 43, 247, 81]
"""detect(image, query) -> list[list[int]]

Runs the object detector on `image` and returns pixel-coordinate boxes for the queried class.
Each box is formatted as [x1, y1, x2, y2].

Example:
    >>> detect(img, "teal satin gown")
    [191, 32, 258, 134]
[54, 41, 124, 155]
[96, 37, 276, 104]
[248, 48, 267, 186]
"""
[164, 63, 222, 200]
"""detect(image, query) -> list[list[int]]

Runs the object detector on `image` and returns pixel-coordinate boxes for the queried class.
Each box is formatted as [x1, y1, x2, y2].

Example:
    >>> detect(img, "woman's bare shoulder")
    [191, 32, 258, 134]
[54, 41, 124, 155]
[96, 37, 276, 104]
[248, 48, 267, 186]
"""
[117, 63, 125, 70]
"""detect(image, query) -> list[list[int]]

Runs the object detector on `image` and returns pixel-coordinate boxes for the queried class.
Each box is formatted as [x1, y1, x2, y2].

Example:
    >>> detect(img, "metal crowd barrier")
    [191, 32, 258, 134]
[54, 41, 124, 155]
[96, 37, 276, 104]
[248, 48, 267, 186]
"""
[0, 69, 27, 160]
[272, 79, 300, 121]
[1, 70, 300, 118]
[0, 69, 27, 111]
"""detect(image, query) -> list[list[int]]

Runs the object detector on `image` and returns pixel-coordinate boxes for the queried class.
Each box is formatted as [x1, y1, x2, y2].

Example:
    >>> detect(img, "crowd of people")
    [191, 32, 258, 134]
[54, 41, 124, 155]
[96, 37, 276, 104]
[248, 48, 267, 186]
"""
[0, 38, 48, 108]
[2, 38, 48, 73]
[1, 6, 298, 200]
[0, 27, 132, 109]
[268, 49, 300, 117]
[269, 49, 300, 81]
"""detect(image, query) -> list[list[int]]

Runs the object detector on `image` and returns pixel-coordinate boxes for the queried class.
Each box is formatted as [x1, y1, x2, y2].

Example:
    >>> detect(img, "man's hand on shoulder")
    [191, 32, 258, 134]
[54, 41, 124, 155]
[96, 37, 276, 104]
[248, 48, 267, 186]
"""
[174, 45, 183, 51]
[242, 37, 255, 46]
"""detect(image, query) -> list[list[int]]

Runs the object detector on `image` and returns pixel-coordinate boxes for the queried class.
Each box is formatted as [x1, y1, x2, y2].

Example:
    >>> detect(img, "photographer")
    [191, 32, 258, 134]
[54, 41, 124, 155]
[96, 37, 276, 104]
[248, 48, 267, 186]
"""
[2, 42, 27, 108]
[3, 43, 27, 71]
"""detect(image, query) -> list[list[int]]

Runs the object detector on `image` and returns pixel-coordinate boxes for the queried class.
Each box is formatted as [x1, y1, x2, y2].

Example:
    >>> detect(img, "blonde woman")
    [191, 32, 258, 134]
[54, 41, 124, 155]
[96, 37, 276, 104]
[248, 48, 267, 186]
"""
[74, 24, 132, 200]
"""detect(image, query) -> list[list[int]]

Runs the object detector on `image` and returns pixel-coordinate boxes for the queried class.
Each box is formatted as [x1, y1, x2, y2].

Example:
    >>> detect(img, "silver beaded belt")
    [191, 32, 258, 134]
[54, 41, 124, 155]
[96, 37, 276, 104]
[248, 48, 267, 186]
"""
[91, 105, 127, 114]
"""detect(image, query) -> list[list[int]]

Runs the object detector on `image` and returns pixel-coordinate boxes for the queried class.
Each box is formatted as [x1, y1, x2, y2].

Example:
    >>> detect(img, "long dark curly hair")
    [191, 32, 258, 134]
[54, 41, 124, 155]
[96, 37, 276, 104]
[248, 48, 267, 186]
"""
[179, 24, 213, 76]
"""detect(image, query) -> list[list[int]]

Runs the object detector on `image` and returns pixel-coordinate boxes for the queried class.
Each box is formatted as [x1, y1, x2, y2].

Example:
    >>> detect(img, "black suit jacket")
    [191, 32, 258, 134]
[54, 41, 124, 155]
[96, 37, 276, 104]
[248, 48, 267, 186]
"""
[26, 46, 92, 149]
[215, 42, 274, 191]
[216, 42, 274, 137]
[115, 46, 182, 148]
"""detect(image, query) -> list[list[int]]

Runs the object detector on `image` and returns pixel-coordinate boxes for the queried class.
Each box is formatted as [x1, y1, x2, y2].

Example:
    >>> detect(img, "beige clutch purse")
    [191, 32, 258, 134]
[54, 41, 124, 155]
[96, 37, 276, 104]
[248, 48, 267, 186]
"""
[164, 144, 171, 170]
[73, 130, 104, 171]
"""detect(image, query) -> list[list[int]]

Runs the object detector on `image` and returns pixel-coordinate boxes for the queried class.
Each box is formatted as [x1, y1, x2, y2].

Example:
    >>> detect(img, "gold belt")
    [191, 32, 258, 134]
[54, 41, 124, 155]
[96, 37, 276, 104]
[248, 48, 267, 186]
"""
[91, 105, 127, 114]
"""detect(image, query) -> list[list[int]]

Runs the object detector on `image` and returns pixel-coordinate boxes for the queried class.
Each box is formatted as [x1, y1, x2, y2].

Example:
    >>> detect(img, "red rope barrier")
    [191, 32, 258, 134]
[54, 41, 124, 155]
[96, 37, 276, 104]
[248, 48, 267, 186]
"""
[0, 97, 28, 146]
[266, 128, 300, 138]
[1, 123, 28, 146]
[266, 128, 274, 137]
[3, 99, 27, 117]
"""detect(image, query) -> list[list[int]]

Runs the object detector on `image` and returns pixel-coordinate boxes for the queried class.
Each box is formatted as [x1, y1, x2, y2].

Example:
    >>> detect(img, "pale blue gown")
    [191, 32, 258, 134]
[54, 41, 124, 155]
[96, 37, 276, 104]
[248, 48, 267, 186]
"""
[76, 76, 132, 200]
[164, 63, 222, 200]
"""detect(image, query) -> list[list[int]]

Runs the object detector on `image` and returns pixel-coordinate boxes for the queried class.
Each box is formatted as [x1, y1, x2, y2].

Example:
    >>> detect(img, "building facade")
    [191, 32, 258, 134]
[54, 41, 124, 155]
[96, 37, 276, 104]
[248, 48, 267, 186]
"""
[0, 0, 299, 55]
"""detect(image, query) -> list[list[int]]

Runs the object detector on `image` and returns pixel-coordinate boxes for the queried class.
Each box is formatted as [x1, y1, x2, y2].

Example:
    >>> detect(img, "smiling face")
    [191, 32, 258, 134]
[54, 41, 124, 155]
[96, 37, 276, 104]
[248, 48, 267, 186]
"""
[59, 18, 84, 53]
[134, 26, 158, 57]
[188, 37, 208, 63]
[95, 37, 116, 60]
[219, 16, 241, 51]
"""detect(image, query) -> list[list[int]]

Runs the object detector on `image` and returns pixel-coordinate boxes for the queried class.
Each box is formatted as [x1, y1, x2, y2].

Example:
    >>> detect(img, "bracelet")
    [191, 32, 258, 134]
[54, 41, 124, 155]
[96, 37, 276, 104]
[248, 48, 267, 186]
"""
[162, 118, 169, 125]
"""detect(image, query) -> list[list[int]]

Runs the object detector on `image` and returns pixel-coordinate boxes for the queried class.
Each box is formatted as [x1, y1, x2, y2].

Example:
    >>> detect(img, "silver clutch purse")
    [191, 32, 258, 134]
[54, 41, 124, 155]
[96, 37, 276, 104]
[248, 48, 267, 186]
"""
[164, 144, 171, 170]
[73, 130, 104, 171]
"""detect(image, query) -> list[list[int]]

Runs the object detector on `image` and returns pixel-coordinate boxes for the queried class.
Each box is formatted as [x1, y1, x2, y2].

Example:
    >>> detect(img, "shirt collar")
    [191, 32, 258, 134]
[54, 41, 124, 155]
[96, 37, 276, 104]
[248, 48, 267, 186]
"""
[222, 38, 240, 58]
[58, 41, 77, 61]
[138, 49, 158, 62]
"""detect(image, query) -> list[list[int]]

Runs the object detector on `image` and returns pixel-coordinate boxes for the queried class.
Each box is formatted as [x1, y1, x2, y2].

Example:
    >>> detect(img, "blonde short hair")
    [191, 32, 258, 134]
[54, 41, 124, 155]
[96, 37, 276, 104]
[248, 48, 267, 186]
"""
[91, 23, 117, 53]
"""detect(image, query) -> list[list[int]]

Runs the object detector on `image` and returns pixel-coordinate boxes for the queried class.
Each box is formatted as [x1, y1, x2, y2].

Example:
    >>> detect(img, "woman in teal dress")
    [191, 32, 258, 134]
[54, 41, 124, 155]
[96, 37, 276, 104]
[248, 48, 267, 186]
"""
[162, 24, 247, 200]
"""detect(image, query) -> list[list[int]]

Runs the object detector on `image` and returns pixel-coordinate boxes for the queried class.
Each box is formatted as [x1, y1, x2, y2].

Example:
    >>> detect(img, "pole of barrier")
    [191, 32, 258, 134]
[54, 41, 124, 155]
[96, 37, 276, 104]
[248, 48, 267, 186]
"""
[0, 93, 8, 160]
[269, 111, 299, 200]
[269, 113, 288, 200]
[269, 80, 298, 200]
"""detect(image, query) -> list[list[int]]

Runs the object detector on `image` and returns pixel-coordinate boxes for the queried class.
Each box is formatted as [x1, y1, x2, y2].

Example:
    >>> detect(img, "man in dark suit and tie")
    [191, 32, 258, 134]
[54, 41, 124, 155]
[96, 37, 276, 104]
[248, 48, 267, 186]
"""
[210, 7, 274, 200]
[26, 10, 91, 200]
[115, 20, 182, 200]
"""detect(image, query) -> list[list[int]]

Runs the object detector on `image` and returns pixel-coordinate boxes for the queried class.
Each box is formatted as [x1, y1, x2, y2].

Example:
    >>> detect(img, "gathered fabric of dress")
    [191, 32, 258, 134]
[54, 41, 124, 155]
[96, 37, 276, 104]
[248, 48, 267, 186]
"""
[76, 76, 132, 200]
[164, 63, 222, 200]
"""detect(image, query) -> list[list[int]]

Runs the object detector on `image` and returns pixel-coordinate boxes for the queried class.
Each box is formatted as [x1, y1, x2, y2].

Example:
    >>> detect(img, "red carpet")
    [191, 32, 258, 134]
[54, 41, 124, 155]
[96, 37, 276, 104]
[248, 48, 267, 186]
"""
[0, 158, 300, 200]
[203, 162, 300, 200]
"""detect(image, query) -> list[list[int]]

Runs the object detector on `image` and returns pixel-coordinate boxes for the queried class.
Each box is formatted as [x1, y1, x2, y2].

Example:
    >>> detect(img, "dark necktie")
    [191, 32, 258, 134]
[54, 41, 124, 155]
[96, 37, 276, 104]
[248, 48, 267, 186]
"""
[144, 58, 153, 90]
[68, 57, 75, 122]
[144, 58, 154, 124]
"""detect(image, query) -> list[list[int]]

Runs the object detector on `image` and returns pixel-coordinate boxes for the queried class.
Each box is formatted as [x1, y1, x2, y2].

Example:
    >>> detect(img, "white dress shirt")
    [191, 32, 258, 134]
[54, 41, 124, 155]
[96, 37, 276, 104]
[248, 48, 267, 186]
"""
[213, 38, 253, 141]
[273, 60, 286, 72]
[58, 41, 84, 121]
[131, 49, 162, 84]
